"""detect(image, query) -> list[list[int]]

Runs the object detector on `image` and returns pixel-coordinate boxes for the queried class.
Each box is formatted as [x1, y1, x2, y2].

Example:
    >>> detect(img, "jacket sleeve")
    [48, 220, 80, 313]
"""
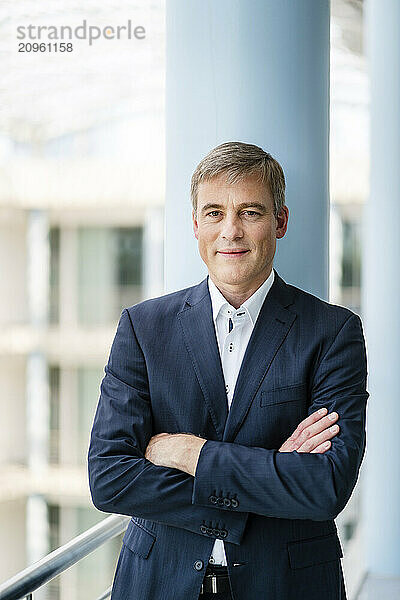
[87, 308, 248, 544]
[192, 313, 369, 521]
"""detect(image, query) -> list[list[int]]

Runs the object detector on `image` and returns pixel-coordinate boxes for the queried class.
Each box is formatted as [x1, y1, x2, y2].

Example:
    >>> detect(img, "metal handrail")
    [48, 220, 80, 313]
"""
[0, 514, 130, 600]
[95, 585, 112, 600]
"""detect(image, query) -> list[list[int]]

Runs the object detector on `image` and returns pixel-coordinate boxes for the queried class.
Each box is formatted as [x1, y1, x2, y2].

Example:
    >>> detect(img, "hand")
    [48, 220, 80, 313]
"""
[145, 432, 207, 476]
[279, 408, 340, 453]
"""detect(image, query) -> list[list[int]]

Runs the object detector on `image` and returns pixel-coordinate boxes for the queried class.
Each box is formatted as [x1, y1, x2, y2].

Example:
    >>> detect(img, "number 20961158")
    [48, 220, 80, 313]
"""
[18, 42, 73, 52]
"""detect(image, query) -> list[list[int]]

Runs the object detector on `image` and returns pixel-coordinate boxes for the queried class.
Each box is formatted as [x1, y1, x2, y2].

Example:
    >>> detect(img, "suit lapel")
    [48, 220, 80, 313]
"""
[176, 270, 297, 442]
[177, 278, 228, 439]
[223, 271, 297, 441]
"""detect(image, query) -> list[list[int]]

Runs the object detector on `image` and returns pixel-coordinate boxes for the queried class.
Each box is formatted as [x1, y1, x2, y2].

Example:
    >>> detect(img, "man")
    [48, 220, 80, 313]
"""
[88, 142, 368, 600]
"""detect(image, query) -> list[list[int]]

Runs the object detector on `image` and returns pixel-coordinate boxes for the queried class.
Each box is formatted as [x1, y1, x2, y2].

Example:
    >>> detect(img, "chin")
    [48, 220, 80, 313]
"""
[218, 269, 251, 286]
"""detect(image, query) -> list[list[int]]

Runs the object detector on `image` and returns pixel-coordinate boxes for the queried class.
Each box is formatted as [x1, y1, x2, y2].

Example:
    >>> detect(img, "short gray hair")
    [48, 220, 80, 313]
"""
[191, 141, 286, 218]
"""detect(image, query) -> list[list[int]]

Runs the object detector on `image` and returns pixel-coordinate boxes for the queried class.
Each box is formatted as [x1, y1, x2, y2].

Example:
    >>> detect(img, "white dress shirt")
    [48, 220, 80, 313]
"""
[206, 268, 275, 565]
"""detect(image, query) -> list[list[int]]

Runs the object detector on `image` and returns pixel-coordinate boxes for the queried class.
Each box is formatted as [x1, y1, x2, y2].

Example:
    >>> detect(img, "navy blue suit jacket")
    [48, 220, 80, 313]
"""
[88, 269, 368, 600]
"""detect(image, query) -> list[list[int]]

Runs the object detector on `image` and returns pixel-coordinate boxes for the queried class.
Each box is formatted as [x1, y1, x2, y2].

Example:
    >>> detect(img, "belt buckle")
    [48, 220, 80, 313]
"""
[200, 573, 219, 595]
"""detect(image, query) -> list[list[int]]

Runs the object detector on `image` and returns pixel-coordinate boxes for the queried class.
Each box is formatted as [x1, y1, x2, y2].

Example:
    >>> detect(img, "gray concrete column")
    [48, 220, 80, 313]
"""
[363, 0, 400, 578]
[26, 210, 50, 584]
[26, 209, 50, 470]
[165, 0, 330, 298]
[26, 494, 49, 567]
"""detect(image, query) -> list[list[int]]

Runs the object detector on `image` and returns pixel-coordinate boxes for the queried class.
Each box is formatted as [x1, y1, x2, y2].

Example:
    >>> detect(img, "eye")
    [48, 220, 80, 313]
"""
[243, 211, 260, 216]
[207, 211, 221, 217]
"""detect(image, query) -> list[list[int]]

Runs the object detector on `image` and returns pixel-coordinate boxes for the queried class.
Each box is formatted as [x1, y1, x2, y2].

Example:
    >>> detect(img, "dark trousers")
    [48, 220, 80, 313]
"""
[198, 565, 233, 600]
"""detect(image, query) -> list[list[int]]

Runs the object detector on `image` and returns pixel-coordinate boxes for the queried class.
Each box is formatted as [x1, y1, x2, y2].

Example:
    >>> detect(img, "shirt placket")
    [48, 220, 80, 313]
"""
[223, 310, 245, 406]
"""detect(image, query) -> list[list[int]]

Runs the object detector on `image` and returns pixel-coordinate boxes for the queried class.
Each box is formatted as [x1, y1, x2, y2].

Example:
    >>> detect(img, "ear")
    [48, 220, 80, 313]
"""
[276, 205, 289, 239]
[192, 210, 199, 240]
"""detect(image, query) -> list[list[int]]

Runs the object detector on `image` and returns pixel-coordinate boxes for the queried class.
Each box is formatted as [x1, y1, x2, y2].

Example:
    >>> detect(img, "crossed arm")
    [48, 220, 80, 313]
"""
[144, 407, 341, 476]
[88, 308, 368, 537]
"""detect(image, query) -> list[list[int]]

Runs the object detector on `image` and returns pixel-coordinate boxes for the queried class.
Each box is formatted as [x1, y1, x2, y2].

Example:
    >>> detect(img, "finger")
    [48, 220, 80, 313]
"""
[295, 412, 339, 446]
[311, 440, 331, 453]
[278, 439, 296, 453]
[280, 409, 339, 452]
[290, 408, 328, 441]
[297, 424, 340, 453]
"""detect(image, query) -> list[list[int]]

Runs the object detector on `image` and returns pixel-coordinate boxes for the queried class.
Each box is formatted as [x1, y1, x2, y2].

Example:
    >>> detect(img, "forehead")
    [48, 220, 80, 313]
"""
[197, 173, 272, 207]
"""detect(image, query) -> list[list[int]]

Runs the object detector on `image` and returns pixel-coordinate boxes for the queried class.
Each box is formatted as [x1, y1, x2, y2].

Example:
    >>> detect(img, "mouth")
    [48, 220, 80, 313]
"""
[217, 250, 250, 257]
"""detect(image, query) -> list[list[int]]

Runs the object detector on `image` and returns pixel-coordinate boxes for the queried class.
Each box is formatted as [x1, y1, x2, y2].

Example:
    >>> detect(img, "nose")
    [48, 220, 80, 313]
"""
[220, 213, 244, 241]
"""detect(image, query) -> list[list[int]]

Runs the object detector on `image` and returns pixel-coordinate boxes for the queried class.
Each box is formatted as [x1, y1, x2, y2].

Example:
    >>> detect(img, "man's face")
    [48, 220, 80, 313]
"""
[192, 173, 288, 290]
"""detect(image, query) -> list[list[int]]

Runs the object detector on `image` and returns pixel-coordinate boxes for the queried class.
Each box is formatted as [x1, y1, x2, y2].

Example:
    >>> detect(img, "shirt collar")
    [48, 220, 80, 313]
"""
[207, 268, 275, 326]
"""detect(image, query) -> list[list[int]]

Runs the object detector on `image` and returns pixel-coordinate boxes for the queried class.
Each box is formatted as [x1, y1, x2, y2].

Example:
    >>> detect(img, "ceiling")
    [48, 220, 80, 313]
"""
[0, 0, 165, 143]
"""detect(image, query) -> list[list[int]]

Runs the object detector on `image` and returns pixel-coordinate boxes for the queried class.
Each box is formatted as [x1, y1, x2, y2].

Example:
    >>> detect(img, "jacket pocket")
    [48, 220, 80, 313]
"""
[261, 383, 307, 407]
[287, 532, 343, 569]
[122, 518, 156, 559]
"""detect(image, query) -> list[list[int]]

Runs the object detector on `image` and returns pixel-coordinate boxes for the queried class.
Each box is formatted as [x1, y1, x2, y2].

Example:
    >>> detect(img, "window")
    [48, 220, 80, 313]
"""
[78, 226, 143, 325]
[49, 366, 60, 464]
[49, 228, 60, 324]
[340, 217, 362, 313]
[47, 504, 60, 600]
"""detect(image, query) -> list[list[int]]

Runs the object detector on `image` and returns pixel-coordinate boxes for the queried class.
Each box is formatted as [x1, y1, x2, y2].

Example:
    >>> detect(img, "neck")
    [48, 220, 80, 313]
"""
[209, 268, 273, 309]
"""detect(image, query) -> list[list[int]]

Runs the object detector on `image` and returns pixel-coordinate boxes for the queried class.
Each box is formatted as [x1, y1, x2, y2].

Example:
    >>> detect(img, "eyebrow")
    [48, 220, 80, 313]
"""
[200, 202, 268, 215]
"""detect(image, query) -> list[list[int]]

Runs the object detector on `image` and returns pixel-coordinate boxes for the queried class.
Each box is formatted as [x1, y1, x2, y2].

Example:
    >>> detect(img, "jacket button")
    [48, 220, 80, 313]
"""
[206, 527, 213, 536]
[217, 497, 224, 506]
[209, 495, 217, 504]
[212, 528, 220, 537]
[200, 525, 207, 534]
[194, 560, 204, 571]
[220, 529, 228, 538]
[231, 498, 239, 508]
[223, 498, 231, 507]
